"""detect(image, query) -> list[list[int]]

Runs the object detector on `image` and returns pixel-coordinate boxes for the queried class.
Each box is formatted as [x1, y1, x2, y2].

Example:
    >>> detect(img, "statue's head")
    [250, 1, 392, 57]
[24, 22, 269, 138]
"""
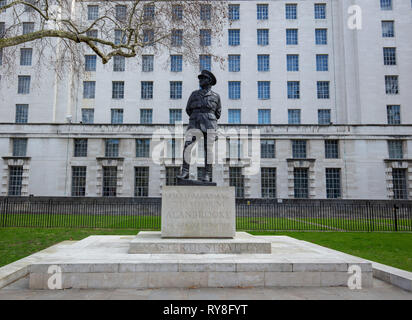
[198, 70, 217, 87]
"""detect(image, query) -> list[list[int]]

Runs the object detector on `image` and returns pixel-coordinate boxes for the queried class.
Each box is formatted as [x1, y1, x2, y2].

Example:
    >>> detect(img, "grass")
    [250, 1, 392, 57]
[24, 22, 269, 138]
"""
[251, 231, 412, 272]
[1, 227, 411, 272]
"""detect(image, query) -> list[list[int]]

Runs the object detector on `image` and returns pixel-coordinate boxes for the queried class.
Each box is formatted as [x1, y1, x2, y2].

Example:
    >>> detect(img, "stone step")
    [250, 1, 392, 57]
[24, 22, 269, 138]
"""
[128, 232, 272, 254]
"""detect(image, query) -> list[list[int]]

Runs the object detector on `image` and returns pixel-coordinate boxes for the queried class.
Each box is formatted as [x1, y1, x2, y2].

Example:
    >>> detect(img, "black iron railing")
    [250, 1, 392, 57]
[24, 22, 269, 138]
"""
[0, 197, 411, 232]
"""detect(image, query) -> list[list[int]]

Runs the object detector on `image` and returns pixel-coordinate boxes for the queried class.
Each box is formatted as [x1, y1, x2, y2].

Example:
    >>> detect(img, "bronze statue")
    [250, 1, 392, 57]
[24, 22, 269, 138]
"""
[177, 70, 221, 183]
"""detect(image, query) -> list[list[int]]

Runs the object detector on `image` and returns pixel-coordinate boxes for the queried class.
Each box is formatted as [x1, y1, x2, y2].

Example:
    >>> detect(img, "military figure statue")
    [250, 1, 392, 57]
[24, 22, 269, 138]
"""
[177, 70, 221, 183]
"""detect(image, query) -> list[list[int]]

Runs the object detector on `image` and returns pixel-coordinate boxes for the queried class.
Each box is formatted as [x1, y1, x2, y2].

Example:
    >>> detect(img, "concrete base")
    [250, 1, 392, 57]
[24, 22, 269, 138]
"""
[128, 232, 272, 254]
[27, 235, 373, 290]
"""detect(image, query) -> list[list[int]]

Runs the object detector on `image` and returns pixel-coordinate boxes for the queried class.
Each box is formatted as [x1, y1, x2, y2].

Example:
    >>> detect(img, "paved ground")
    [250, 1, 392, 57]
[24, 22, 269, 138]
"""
[1, 276, 411, 300]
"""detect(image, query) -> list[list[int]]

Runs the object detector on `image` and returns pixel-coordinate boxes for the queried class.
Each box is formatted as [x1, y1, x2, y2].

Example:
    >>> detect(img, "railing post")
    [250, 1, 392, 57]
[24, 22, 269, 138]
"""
[393, 204, 398, 232]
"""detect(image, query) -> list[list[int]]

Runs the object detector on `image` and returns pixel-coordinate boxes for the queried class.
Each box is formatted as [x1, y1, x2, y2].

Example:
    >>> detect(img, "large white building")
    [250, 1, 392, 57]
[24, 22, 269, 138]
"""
[0, 0, 411, 199]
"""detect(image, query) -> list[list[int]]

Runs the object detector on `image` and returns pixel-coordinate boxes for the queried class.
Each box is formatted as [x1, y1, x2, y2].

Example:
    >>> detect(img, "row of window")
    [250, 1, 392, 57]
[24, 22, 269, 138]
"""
[82, 54, 330, 73]
[83, 3, 328, 22]
[10, 137, 407, 161]
[7, 163, 408, 200]
[12, 104, 404, 126]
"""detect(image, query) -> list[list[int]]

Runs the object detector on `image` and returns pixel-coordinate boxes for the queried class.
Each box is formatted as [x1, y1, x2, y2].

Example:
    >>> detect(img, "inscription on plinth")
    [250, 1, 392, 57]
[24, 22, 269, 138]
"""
[161, 186, 236, 238]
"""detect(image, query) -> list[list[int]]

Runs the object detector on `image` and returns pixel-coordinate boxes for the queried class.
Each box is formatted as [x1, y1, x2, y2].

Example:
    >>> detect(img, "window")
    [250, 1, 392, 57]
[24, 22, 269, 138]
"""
[227, 139, 242, 159]
[142, 55, 154, 72]
[286, 54, 299, 71]
[143, 4, 155, 20]
[112, 81, 124, 99]
[111, 109, 123, 124]
[15, 104, 28, 123]
[166, 167, 179, 186]
[102, 167, 117, 197]
[74, 138, 87, 157]
[200, 29, 211, 46]
[228, 109, 241, 124]
[199, 55, 211, 71]
[380, 0, 392, 10]
[258, 81, 270, 100]
[257, 29, 269, 46]
[200, 4, 211, 21]
[82, 109, 94, 124]
[261, 140, 275, 158]
[143, 29, 154, 45]
[325, 140, 339, 159]
[17, 76, 31, 94]
[0, 22, 4, 38]
[167, 139, 177, 160]
[136, 139, 150, 158]
[228, 55, 240, 72]
[257, 4, 268, 20]
[383, 47, 396, 65]
[228, 81, 241, 100]
[385, 75, 399, 94]
[115, 5, 126, 20]
[387, 105, 401, 124]
[318, 109, 331, 124]
[86, 29, 98, 38]
[228, 4, 240, 20]
[288, 109, 301, 124]
[285, 4, 297, 19]
[316, 54, 328, 71]
[8, 166, 23, 196]
[315, 29, 327, 45]
[114, 30, 126, 45]
[87, 5, 99, 20]
[172, 5, 183, 20]
[0, 0, 7, 10]
[170, 81, 182, 99]
[105, 139, 119, 157]
[294, 168, 308, 198]
[257, 55, 270, 72]
[113, 56, 125, 71]
[388, 140, 403, 159]
[292, 140, 306, 158]
[20, 48, 32, 66]
[228, 29, 240, 46]
[258, 109, 271, 124]
[326, 168, 341, 199]
[317, 81, 330, 99]
[286, 29, 298, 45]
[382, 21, 394, 37]
[392, 169, 408, 200]
[314, 3, 326, 19]
[171, 55, 182, 72]
[140, 109, 152, 124]
[72, 167, 86, 197]
[287, 81, 300, 99]
[83, 81, 95, 99]
[12, 138, 27, 156]
[141, 81, 153, 99]
[169, 109, 182, 124]
[22, 22, 34, 35]
[135, 167, 149, 197]
[261, 168, 276, 198]
[171, 29, 183, 47]
[85, 55, 96, 71]
[229, 167, 245, 198]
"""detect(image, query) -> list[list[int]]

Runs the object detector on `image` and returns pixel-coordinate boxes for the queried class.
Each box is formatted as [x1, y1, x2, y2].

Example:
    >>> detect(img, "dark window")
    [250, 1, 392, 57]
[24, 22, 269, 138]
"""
[261, 168, 276, 198]
[12, 138, 27, 157]
[294, 168, 308, 199]
[71, 166, 86, 196]
[292, 140, 306, 159]
[136, 139, 150, 158]
[326, 168, 341, 199]
[166, 167, 180, 186]
[102, 167, 117, 197]
[261, 140, 275, 159]
[105, 139, 119, 157]
[392, 169, 408, 200]
[325, 140, 339, 159]
[135, 167, 149, 197]
[8, 166, 23, 196]
[229, 167, 245, 198]
[74, 139, 87, 157]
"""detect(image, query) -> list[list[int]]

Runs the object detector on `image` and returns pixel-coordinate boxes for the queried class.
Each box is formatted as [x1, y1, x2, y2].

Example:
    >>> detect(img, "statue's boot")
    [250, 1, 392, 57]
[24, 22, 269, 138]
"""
[177, 163, 190, 180]
[201, 164, 212, 182]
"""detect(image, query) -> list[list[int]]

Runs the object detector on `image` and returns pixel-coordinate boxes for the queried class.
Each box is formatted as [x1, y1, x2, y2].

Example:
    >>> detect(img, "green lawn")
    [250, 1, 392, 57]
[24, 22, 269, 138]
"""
[1, 227, 411, 272]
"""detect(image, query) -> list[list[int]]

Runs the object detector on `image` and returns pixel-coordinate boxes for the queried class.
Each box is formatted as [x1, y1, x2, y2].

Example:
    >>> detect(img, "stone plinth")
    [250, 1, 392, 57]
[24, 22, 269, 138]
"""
[161, 186, 236, 238]
[128, 232, 272, 254]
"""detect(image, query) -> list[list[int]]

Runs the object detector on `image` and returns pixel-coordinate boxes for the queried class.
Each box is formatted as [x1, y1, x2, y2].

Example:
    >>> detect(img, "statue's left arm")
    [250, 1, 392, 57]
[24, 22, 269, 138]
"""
[215, 94, 222, 120]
